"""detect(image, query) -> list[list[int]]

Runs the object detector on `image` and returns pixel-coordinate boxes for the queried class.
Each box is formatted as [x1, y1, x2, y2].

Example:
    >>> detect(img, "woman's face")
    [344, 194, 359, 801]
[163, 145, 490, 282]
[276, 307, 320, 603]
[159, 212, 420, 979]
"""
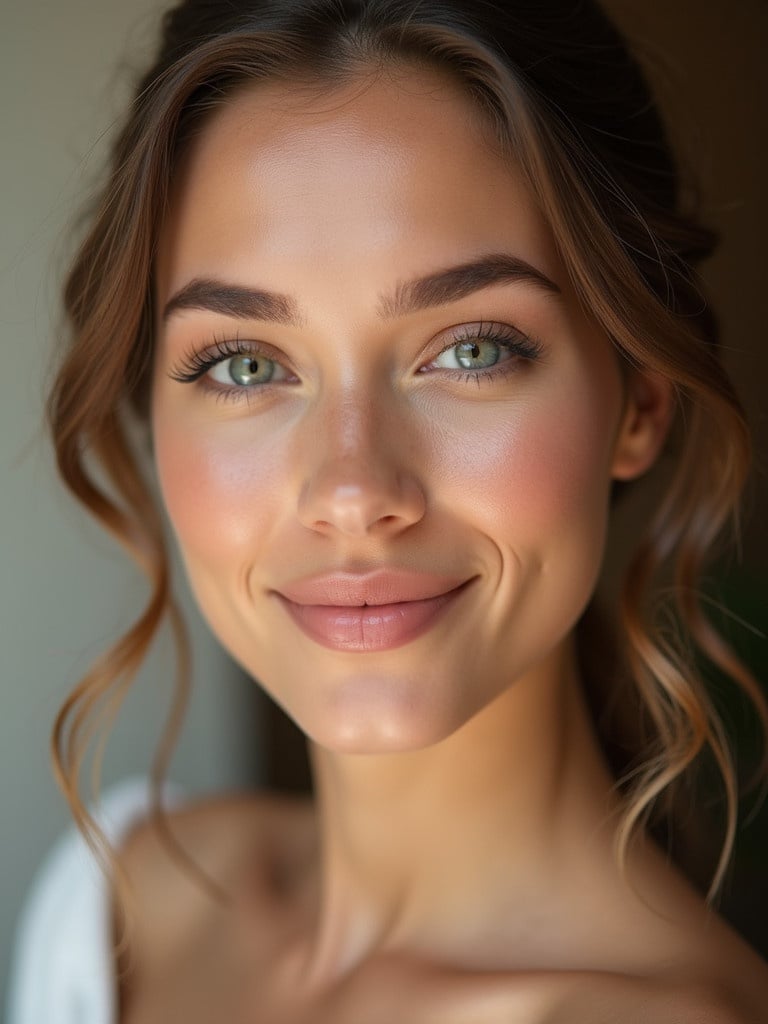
[151, 67, 633, 753]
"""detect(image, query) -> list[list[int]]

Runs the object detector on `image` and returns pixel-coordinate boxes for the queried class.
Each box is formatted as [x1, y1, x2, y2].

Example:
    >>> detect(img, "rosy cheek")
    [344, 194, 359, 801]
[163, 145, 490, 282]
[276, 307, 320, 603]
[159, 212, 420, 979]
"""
[433, 390, 615, 540]
[520, 398, 614, 512]
[152, 412, 290, 559]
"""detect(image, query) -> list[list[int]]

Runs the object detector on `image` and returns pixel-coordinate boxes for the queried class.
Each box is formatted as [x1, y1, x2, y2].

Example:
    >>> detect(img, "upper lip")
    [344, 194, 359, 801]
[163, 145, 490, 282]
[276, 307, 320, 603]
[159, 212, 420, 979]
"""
[273, 568, 472, 606]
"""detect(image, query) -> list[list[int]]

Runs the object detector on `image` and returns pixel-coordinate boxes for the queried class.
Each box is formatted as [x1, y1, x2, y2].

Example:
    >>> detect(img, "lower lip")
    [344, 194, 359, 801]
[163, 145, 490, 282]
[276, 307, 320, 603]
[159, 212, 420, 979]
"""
[274, 582, 472, 652]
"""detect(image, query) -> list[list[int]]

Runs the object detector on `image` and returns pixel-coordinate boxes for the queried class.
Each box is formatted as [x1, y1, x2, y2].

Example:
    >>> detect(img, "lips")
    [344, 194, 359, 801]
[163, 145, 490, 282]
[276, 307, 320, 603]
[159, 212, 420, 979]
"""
[271, 569, 474, 652]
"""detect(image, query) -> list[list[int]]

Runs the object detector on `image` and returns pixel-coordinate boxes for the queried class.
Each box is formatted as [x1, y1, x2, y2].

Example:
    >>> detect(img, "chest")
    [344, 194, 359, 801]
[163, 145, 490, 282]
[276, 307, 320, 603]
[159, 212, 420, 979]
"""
[116, 923, 749, 1024]
[118, 930, 528, 1024]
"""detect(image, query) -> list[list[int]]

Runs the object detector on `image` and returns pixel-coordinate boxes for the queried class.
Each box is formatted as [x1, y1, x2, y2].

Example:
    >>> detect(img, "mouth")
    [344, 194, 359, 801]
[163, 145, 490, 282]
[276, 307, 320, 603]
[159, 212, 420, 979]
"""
[272, 572, 475, 652]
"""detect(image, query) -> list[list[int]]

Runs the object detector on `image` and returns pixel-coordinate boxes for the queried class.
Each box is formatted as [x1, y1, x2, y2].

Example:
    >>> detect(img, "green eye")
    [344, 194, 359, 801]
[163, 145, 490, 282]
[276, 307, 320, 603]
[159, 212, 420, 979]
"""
[209, 353, 284, 386]
[435, 339, 505, 370]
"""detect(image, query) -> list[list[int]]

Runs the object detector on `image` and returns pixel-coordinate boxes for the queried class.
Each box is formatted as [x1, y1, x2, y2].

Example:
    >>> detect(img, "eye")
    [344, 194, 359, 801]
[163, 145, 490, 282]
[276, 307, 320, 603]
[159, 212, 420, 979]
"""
[434, 337, 508, 371]
[168, 337, 295, 394]
[424, 322, 542, 378]
[208, 352, 288, 387]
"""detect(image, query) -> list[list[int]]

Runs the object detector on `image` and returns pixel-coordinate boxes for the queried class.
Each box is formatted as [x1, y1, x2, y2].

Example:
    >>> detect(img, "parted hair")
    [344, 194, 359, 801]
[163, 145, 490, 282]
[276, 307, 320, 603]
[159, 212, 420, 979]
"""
[49, 0, 767, 907]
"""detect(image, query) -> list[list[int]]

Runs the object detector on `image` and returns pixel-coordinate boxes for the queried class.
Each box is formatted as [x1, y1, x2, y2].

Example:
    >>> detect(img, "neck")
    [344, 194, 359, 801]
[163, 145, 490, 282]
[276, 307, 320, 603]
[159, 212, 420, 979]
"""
[298, 634, 623, 986]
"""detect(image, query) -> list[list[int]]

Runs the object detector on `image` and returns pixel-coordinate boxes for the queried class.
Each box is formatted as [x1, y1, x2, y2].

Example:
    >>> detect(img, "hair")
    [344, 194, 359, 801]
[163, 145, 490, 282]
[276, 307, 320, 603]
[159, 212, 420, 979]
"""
[49, 0, 767, 909]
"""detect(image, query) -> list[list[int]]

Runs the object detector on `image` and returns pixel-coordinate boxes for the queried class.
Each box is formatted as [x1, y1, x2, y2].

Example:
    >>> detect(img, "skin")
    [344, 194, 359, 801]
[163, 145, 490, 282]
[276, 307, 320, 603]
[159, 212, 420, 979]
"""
[130, 66, 768, 1020]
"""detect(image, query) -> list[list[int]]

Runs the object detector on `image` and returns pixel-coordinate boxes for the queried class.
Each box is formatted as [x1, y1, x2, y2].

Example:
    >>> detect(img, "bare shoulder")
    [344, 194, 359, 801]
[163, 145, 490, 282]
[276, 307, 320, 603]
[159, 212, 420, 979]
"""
[115, 787, 316, 962]
[410, 885, 768, 1023]
[545, 969, 766, 1024]
[118, 786, 313, 879]
[417, 967, 767, 1024]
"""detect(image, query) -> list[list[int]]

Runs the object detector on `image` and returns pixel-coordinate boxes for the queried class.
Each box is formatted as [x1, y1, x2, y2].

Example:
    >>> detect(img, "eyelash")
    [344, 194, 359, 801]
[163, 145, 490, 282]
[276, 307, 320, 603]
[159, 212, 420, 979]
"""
[169, 334, 264, 384]
[167, 322, 543, 401]
[426, 321, 543, 385]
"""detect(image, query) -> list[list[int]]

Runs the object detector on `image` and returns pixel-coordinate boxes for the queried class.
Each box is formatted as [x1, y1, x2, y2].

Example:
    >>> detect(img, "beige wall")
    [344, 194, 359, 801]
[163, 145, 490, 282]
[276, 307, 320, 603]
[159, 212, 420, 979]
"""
[0, 0, 263, 1006]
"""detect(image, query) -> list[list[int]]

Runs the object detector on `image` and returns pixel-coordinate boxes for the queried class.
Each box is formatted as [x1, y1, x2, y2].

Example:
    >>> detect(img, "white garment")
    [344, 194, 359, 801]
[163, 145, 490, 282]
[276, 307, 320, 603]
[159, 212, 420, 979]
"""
[6, 777, 186, 1024]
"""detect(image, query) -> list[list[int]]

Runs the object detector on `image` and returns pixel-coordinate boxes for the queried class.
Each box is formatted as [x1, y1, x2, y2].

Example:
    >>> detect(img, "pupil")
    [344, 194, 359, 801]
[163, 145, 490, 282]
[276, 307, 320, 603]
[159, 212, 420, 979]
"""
[231, 355, 262, 384]
[457, 339, 497, 369]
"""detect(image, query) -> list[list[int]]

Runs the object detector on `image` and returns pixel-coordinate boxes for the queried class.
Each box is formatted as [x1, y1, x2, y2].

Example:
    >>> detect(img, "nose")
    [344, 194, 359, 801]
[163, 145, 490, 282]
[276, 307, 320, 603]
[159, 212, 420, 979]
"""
[296, 400, 427, 538]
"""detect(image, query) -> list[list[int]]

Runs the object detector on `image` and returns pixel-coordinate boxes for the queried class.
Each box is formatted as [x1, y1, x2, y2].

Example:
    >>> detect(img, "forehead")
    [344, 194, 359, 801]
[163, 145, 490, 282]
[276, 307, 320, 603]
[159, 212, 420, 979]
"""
[157, 65, 560, 302]
[178, 63, 502, 177]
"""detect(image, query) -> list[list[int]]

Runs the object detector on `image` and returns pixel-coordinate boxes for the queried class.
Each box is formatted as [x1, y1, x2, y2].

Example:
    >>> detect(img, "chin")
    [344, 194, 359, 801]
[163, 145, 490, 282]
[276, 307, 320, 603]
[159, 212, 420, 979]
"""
[287, 671, 481, 755]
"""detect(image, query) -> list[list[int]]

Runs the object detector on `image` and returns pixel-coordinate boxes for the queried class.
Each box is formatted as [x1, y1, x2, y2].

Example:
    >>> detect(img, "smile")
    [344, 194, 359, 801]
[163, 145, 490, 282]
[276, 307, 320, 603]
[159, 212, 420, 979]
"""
[272, 572, 474, 652]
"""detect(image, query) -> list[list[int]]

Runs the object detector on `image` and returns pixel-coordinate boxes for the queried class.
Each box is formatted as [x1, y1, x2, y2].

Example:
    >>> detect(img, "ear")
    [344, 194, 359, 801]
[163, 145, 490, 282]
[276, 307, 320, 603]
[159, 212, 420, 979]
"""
[611, 369, 676, 481]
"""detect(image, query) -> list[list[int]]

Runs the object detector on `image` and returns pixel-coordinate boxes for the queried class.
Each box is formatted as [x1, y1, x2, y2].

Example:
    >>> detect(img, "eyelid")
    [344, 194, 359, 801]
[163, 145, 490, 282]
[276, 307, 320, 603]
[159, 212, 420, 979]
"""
[167, 334, 294, 383]
[167, 318, 542, 394]
[424, 320, 543, 363]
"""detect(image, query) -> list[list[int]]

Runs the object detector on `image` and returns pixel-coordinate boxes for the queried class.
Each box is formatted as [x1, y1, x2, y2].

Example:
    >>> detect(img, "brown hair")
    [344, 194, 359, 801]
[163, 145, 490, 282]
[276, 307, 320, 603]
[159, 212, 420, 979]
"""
[49, 0, 767, 905]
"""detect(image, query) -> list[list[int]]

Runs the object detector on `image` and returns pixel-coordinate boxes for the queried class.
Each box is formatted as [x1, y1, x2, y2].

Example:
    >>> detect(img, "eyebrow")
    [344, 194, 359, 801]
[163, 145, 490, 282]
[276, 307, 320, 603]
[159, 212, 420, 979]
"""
[161, 251, 561, 326]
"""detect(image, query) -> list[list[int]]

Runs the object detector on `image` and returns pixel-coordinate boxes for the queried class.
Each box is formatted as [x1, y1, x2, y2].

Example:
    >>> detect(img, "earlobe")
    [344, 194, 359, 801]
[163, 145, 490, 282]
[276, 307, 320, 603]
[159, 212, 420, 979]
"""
[610, 370, 676, 481]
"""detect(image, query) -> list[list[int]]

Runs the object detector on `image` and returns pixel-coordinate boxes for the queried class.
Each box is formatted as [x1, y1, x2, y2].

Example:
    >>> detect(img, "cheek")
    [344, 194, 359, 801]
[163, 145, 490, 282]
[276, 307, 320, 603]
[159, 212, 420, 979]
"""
[151, 411, 289, 564]
[424, 365, 622, 665]
[432, 382, 619, 546]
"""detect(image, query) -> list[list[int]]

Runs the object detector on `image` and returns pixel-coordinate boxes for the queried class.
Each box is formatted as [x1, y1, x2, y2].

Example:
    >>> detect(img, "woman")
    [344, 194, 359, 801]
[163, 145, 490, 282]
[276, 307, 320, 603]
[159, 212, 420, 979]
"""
[8, 0, 768, 1020]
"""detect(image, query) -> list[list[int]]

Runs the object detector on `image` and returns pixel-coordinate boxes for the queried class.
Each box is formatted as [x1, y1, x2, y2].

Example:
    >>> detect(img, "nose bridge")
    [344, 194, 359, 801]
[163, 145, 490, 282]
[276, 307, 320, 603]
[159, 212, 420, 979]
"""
[296, 383, 426, 537]
[326, 389, 376, 459]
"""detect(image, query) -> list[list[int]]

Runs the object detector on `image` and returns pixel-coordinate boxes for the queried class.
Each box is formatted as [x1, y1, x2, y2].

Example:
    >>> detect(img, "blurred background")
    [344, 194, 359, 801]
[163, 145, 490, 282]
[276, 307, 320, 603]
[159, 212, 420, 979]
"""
[1, 0, 766, 1008]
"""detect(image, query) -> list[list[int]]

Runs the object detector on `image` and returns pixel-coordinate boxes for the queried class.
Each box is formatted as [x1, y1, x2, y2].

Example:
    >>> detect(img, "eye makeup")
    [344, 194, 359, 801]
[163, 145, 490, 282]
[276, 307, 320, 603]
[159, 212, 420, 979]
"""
[166, 319, 543, 400]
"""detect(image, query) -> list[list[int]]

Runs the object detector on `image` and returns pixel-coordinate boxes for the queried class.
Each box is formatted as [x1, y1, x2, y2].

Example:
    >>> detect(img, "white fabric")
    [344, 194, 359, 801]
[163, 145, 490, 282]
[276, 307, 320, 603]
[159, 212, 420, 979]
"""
[6, 777, 186, 1024]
